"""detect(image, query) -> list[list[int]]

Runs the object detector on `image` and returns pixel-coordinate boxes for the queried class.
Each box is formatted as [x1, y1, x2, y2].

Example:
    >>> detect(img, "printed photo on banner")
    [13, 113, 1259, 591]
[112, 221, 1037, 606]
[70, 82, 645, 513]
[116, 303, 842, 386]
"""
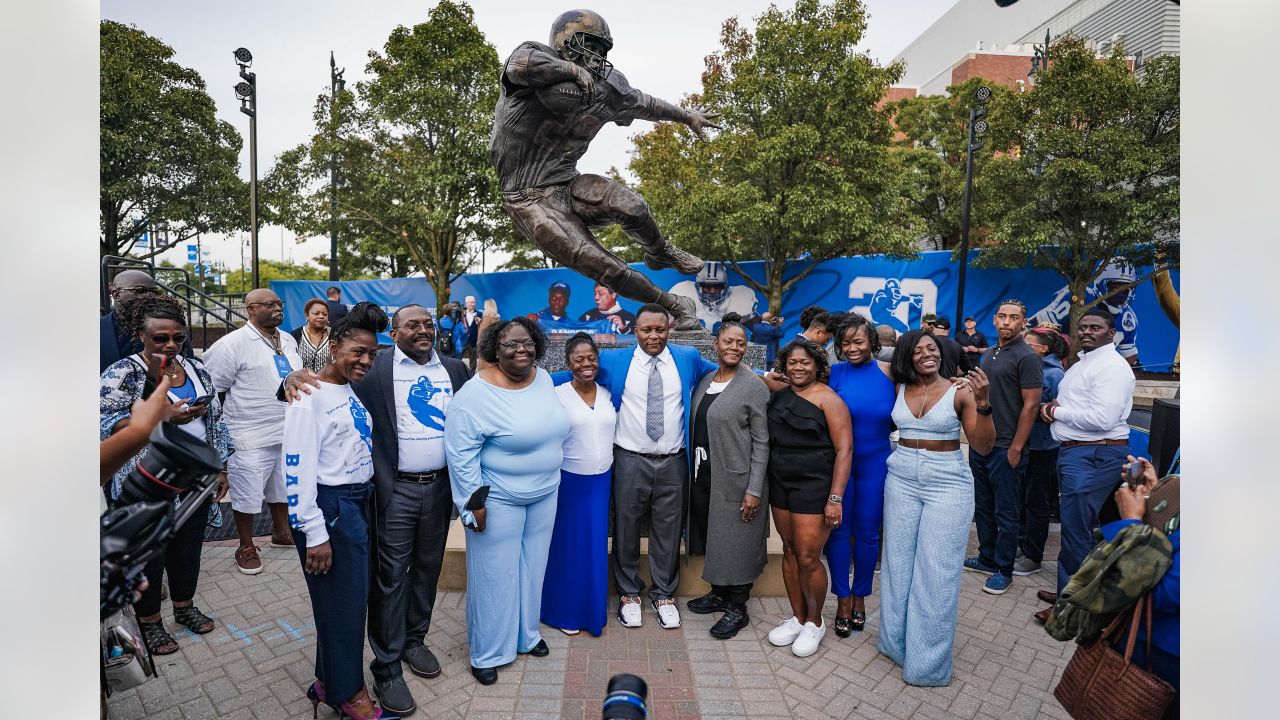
[667, 262, 760, 333]
[525, 280, 617, 335]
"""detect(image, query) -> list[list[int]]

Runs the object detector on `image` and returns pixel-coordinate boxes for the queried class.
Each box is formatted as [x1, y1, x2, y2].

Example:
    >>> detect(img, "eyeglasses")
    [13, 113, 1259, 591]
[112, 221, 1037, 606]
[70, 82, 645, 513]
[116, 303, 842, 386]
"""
[247, 301, 285, 309]
[118, 286, 162, 295]
[498, 340, 537, 351]
[395, 320, 435, 331]
[149, 333, 187, 345]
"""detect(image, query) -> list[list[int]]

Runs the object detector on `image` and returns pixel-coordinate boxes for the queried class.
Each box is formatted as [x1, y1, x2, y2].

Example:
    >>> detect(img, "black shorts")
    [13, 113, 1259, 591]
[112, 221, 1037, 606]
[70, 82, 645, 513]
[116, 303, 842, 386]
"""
[768, 470, 829, 514]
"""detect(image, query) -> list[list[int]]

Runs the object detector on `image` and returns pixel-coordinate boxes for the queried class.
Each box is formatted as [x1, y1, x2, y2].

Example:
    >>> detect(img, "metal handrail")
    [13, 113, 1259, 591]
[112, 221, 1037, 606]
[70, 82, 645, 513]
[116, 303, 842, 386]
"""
[170, 282, 247, 325]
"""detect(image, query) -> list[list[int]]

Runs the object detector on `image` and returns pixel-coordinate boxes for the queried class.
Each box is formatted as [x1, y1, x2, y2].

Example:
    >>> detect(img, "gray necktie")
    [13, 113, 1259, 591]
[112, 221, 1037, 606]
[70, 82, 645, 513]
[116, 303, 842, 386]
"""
[646, 355, 664, 441]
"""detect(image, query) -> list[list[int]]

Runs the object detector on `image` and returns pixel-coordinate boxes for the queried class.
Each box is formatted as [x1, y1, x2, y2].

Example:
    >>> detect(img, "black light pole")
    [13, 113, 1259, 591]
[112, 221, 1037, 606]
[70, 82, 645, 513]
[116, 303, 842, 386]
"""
[329, 52, 345, 282]
[953, 85, 991, 328]
[234, 47, 260, 289]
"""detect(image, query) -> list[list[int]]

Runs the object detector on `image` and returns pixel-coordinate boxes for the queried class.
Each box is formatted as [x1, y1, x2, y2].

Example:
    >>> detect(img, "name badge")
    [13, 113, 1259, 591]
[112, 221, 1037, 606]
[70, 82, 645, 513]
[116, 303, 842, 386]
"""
[273, 354, 293, 378]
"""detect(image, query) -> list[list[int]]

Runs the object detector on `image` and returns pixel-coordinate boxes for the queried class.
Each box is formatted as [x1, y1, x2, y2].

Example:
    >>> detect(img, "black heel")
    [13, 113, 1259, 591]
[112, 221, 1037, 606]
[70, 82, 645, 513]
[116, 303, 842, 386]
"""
[851, 610, 866, 632]
[833, 615, 853, 638]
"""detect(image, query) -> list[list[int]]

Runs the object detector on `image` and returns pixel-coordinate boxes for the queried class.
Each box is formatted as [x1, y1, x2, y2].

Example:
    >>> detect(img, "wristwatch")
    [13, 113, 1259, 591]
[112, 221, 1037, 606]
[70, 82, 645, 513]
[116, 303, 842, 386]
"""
[975, 403, 993, 416]
[828, 494, 842, 504]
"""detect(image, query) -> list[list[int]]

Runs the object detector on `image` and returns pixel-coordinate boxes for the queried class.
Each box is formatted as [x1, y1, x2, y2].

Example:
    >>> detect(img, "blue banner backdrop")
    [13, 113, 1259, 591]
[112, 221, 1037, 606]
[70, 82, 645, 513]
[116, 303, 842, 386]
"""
[273, 250, 1180, 370]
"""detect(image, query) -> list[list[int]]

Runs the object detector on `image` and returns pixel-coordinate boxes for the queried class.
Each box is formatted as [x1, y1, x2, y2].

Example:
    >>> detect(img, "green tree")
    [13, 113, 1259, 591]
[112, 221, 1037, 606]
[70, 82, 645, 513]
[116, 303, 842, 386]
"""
[889, 77, 1016, 250]
[265, 1, 504, 310]
[100, 20, 248, 258]
[628, 0, 920, 313]
[976, 36, 1179, 338]
[223, 258, 329, 295]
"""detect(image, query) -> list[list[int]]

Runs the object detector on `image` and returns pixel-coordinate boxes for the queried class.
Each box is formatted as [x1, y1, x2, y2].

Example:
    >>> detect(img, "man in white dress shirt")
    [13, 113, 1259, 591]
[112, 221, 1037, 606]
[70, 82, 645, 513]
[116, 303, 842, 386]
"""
[1040, 308, 1136, 598]
[203, 288, 304, 575]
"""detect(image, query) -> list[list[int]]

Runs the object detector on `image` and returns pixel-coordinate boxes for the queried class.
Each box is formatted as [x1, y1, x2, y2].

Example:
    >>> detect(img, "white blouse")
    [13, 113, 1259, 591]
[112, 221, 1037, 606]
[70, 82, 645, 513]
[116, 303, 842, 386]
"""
[554, 382, 617, 476]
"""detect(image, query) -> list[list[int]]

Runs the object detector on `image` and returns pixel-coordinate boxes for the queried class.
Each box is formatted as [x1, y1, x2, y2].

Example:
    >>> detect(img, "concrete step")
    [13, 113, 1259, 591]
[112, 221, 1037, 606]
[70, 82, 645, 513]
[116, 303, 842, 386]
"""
[1133, 379, 1179, 408]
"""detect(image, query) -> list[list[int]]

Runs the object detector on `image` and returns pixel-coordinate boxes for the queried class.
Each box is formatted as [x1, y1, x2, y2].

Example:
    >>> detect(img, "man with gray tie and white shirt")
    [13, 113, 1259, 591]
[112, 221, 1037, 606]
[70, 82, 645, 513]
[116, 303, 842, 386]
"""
[554, 304, 717, 630]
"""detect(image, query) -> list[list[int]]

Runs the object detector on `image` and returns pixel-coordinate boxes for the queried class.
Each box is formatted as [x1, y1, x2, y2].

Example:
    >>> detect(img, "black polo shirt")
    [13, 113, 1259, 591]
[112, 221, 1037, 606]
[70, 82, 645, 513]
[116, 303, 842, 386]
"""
[979, 337, 1043, 448]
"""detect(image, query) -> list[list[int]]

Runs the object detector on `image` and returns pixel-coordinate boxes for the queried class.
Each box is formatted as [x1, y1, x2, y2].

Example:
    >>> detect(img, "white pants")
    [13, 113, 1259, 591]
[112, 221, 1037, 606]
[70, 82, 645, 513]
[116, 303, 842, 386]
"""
[227, 444, 287, 514]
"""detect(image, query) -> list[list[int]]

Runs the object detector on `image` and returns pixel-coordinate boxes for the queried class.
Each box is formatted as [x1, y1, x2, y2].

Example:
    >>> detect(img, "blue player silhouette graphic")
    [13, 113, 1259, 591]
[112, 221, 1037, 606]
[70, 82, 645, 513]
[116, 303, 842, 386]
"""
[407, 376, 449, 431]
[348, 396, 373, 452]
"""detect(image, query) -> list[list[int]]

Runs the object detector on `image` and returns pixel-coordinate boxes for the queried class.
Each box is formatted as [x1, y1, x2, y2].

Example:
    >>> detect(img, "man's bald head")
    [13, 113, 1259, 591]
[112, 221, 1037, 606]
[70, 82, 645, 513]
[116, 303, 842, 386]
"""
[876, 324, 897, 347]
[244, 288, 285, 330]
[110, 270, 160, 313]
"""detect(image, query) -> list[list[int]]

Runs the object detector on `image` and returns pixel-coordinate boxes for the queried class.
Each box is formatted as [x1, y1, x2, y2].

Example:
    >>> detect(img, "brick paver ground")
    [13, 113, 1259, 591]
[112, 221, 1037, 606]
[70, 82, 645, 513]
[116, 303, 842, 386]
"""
[107, 528, 1071, 720]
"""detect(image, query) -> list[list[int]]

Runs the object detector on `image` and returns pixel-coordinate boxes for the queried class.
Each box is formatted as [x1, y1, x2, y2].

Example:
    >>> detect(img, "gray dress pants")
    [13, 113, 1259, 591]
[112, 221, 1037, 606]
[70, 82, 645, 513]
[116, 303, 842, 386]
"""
[367, 475, 452, 681]
[612, 447, 688, 601]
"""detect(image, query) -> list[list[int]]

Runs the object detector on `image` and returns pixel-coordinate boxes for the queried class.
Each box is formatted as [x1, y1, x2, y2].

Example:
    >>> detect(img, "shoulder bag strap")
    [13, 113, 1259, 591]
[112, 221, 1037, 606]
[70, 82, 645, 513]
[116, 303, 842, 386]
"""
[1121, 594, 1147, 665]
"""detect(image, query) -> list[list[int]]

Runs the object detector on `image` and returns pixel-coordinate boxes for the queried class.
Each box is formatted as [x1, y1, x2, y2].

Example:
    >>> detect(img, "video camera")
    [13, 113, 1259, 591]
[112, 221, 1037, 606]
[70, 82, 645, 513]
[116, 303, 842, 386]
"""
[100, 422, 224, 619]
[602, 673, 648, 719]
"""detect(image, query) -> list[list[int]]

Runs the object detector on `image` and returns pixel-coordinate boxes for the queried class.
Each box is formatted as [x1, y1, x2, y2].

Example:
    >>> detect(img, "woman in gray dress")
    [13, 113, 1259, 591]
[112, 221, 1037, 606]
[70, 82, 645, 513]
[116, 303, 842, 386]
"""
[684, 313, 771, 639]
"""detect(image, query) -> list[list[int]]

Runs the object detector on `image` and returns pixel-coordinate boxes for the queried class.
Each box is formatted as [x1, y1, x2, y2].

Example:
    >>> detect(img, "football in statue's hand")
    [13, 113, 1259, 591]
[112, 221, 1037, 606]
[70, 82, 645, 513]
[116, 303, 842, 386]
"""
[535, 81, 590, 115]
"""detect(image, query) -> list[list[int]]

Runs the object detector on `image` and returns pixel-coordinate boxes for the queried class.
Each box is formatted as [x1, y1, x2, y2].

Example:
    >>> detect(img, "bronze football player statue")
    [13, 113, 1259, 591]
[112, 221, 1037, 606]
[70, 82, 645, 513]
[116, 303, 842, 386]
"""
[491, 9, 720, 331]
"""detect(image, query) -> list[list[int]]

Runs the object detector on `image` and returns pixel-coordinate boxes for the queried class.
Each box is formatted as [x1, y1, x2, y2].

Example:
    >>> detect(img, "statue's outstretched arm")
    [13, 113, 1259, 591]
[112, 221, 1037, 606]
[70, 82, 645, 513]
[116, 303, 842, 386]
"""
[631, 91, 721, 140]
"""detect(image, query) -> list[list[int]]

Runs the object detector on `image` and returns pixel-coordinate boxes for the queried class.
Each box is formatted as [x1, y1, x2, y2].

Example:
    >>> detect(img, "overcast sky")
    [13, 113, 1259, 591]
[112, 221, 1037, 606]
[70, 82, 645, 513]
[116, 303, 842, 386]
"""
[102, 0, 959, 274]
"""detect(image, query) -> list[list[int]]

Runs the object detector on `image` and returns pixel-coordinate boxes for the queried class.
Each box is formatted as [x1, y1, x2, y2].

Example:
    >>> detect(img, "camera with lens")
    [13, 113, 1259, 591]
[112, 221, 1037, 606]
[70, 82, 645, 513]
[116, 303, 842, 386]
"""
[602, 673, 648, 719]
[100, 422, 224, 619]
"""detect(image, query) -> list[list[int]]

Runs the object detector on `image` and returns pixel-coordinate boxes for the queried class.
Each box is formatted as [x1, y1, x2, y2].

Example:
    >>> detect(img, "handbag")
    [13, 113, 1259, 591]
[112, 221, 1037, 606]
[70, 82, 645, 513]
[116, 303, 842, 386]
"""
[101, 610, 156, 696]
[1143, 474, 1179, 536]
[1053, 594, 1175, 720]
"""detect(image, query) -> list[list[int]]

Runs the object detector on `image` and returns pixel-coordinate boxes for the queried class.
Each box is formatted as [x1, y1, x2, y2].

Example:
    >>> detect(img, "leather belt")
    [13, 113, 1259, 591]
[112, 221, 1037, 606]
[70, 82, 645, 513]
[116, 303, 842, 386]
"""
[615, 446, 684, 461]
[397, 468, 447, 483]
[898, 438, 961, 451]
[1060, 438, 1128, 449]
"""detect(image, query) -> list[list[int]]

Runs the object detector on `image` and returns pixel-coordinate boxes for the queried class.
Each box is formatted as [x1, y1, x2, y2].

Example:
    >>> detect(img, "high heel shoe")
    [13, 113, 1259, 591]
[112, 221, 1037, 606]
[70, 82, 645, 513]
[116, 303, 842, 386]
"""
[851, 609, 866, 633]
[340, 688, 393, 719]
[306, 681, 329, 719]
[833, 615, 854, 638]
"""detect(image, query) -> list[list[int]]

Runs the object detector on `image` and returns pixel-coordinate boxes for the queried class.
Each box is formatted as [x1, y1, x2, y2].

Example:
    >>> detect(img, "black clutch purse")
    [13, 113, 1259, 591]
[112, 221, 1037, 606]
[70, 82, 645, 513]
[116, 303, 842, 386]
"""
[464, 485, 490, 512]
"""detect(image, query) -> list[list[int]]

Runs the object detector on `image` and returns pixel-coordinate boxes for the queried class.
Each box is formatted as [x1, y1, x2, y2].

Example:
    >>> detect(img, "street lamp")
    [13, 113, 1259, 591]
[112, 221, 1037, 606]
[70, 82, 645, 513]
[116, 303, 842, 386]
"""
[953, 86, 991, 328]
[233, 47, 260, 289]
[329, 51, 346, 282]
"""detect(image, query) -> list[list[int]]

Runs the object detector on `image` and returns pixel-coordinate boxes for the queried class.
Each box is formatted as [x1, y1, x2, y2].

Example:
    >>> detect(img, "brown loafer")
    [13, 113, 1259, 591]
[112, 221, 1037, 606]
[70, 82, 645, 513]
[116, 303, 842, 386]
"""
[235, 545, 263, 575]
[1033, 606, 1053, 624]
[1036, 590, 1057, 604]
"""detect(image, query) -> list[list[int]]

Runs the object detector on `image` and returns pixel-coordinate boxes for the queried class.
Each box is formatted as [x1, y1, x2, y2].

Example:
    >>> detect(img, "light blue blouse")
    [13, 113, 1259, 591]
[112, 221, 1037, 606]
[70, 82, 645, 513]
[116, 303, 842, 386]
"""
[444, 368, 570, 523]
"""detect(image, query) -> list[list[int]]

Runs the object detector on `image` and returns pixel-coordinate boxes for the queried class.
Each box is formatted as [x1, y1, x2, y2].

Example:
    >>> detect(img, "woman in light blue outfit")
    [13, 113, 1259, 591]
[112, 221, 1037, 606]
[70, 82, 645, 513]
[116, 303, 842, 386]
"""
[444, 317, 570, 686]
[878, 331, 995, 686]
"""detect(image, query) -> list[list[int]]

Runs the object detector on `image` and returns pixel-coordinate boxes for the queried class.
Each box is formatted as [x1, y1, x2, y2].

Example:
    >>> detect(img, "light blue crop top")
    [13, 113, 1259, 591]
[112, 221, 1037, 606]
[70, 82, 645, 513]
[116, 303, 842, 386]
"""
[891, 384, 961, 441]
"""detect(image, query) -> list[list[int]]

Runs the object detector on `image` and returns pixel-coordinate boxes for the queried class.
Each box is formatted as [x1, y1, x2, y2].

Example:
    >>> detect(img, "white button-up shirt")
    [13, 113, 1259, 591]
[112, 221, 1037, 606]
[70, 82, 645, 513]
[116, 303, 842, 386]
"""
[391, 345, 453, 472]
[615, 345, 684, 455]
[1051, 342, 1135, 442]
[555, 382, 617, 475]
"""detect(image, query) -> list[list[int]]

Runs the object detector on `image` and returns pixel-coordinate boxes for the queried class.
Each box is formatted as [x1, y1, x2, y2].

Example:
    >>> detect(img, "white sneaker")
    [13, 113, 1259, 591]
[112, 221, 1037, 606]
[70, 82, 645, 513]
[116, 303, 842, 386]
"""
[652, 598, 681, 629]
[767, 616, 804, 647]
[618, 599, 642, 628]
[791, 621, 826, 657]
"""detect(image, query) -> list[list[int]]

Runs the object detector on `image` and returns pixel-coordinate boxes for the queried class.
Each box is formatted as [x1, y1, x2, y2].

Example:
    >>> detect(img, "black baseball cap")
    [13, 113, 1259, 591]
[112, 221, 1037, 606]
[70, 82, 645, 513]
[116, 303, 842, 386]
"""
[933, 316, 951, 329]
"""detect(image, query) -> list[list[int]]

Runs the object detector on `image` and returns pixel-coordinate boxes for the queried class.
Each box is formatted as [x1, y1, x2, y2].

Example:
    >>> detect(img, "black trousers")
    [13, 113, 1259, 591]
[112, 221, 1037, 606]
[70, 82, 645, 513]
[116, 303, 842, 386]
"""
[367, 476, 453, 681]
[710, 583, 753, 608]
[1019, 448, 1059, 563]
[134, 497, 210, 617]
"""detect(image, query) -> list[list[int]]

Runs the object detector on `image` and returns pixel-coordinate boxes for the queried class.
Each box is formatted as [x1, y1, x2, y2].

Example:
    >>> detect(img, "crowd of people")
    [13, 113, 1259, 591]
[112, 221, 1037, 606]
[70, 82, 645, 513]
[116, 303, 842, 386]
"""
[100, 270, 1178, 716]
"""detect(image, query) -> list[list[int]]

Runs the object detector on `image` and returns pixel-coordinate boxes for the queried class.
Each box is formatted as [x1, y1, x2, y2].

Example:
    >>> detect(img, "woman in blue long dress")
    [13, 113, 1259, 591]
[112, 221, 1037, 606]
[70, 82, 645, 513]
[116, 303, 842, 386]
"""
[541, 333, 616, 636]
[823, 313, 896, 637]
[878, 331, 994, 687]
[445, 317, 570, 685]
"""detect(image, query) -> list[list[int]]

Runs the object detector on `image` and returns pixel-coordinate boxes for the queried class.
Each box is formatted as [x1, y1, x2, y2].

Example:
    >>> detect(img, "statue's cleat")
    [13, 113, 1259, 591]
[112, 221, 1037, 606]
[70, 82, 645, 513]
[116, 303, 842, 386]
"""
[644, 245, 705, 275]
[668, 295, 703, 332]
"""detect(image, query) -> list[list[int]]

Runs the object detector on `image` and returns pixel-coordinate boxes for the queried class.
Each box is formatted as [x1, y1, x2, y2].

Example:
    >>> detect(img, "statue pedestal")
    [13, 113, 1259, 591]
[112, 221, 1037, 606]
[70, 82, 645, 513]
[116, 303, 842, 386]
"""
[538, 331, 765, 372]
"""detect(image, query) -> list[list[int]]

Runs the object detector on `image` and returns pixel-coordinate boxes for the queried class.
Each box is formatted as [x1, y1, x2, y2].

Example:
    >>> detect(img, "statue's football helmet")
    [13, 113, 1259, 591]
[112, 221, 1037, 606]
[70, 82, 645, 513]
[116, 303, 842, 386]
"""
[549, 9, 614, 79]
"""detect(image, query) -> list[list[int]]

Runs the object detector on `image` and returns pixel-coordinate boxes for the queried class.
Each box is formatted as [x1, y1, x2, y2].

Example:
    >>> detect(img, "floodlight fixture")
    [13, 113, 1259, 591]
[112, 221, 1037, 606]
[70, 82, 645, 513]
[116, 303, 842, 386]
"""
[234, 47, 253, 67]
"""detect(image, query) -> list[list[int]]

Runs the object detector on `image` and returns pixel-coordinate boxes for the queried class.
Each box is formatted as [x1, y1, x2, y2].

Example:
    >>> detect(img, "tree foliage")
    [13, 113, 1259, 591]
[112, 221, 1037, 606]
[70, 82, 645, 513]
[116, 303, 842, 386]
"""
[628, 0, 920, 313]
[100, 20, 248, 258]
[889, 77, 1017, 250]
[976, 36, 1179, 335]
[264, 1, 504, 309]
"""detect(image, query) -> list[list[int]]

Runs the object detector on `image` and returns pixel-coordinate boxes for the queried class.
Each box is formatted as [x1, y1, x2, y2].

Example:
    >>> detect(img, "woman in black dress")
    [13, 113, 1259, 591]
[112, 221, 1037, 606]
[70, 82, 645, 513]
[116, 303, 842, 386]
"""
[764, 338, 853, 658]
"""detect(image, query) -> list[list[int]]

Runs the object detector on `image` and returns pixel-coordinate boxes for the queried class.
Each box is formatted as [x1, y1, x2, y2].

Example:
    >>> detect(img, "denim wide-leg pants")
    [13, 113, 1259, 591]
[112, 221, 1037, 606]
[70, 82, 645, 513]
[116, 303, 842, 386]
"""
[877, 447, 973, 687]
[464, 488, 558, 669]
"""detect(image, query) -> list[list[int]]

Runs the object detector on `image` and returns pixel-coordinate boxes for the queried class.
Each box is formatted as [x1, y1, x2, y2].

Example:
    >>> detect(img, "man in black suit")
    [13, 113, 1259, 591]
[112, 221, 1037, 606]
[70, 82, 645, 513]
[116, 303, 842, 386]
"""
[357, 304, 471, 716]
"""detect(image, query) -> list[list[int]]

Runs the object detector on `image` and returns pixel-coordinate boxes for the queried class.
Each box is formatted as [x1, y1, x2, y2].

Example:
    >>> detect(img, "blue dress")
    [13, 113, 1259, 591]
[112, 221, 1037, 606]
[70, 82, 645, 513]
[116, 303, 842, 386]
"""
[825, 360, 896, 598]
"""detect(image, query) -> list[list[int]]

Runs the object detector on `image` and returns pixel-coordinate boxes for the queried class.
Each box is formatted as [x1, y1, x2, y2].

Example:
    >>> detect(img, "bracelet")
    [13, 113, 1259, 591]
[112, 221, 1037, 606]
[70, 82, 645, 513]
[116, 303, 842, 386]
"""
[828, 494, 842, 504]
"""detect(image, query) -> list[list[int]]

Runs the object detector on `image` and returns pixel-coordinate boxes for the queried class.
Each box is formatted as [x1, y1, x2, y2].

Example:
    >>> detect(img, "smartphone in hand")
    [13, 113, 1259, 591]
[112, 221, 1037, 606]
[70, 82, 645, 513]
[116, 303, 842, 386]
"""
[188, 393, 215, 408]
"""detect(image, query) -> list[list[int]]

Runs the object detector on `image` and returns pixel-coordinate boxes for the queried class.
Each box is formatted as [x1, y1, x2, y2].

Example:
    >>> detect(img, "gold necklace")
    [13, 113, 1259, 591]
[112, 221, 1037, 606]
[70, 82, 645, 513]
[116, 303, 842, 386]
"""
[915, 376, 943, 418]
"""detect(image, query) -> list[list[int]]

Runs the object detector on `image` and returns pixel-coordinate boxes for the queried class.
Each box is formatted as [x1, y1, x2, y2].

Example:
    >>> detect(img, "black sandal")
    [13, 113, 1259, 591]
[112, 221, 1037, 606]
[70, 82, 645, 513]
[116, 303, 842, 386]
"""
[173, 605, 216, 635]
[851, 610, 866, 632]
[833, 615, 854, 638]
[139, 620, 179, 655]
